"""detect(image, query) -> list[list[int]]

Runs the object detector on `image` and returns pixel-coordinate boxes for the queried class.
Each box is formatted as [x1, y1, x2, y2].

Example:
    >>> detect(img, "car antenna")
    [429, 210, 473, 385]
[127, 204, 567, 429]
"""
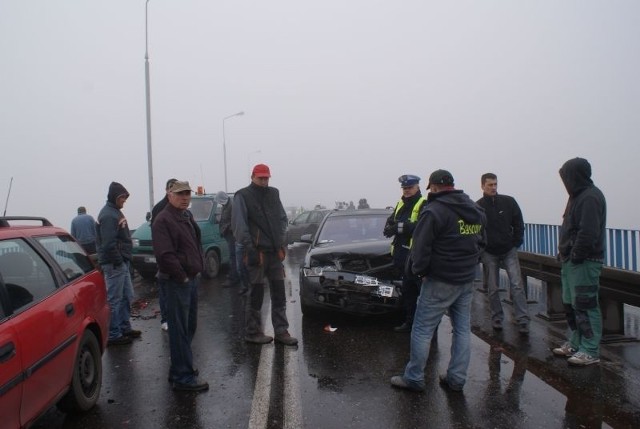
[3, 177, 13, 216]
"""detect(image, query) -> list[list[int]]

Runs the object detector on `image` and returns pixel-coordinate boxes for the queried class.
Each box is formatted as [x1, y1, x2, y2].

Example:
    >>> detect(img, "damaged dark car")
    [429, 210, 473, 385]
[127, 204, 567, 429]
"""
[299, 208, 403, 316]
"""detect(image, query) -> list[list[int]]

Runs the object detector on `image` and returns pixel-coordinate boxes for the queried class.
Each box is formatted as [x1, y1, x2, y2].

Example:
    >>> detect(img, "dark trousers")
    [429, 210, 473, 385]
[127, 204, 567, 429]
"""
[161, 277, 198, 384]
[402, 274, 420, 324]
[245, 251, 289, 335]
[224, 234, 239, 283]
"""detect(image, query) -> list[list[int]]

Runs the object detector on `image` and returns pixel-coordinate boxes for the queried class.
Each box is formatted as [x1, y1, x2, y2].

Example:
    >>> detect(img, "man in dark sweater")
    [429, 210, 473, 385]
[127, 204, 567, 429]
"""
[152, 181, 208, 391]
[232, 164, 297, 346]
[391, 169, 486, 393]
[553, 158, 606, 366]
[476, 173, 530, 334]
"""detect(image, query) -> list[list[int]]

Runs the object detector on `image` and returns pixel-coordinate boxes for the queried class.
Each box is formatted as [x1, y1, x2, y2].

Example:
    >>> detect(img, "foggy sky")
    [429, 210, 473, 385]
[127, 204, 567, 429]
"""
[1, 1, 639, 231]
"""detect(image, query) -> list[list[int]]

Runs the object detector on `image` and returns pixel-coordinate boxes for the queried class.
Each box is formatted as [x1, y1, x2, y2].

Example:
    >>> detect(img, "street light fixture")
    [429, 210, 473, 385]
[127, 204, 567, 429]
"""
[222, 111, 244, 192]
[144, 0, 155, 212]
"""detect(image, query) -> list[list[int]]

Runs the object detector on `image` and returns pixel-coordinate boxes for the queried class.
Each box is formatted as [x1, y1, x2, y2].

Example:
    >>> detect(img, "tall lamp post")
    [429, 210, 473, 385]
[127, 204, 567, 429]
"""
[222, 111, 244, 192]
[144, 0, 155, 213]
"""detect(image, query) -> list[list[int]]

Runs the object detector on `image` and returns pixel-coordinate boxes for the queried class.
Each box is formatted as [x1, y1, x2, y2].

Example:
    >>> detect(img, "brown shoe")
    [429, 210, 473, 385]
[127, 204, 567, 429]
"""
[245, 333, 274, 344]
[275, 331, 298, 346]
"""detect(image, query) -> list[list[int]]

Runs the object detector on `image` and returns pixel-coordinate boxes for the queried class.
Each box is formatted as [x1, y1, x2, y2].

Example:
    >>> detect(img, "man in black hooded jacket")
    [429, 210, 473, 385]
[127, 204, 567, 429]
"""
[552, 157, 606, 366]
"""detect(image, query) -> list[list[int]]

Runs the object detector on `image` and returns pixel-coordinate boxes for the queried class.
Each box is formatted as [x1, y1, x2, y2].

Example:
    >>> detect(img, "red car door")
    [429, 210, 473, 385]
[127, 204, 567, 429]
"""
[0, 321, 23, 429]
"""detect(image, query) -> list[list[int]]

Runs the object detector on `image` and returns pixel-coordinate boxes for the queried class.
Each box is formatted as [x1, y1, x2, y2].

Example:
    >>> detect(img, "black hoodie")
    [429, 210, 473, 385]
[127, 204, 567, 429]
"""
[410, 189, 486, 285]
[558, 158, 607, 262]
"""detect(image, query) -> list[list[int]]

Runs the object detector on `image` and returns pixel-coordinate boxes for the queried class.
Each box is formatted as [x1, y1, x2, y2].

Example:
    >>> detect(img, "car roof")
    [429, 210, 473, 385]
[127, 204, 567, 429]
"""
[0, 216, 65, 239]
[325, 208, 392, 217]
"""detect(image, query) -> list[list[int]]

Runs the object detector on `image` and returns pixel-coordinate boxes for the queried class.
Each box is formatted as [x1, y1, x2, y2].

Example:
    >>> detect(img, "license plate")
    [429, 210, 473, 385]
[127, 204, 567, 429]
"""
[378, 285, 394, 297]
[144, 256, 156, 263]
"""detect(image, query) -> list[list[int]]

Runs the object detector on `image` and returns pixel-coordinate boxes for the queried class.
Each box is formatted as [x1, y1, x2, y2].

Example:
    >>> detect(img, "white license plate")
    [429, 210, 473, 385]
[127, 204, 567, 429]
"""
[378, 285, 394, 297]
[144, 256, 156, 263]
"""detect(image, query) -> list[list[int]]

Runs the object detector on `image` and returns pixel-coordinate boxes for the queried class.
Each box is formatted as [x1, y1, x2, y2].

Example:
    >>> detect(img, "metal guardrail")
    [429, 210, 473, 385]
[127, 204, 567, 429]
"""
[518, 251, 640, 342]
[522, 224, 640, 272]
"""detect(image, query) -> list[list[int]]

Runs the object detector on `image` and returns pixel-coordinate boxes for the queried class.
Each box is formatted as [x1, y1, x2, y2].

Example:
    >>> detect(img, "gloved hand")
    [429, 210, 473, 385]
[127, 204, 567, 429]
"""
[383, 221, 398, 238]
[245, 247, 261, 267]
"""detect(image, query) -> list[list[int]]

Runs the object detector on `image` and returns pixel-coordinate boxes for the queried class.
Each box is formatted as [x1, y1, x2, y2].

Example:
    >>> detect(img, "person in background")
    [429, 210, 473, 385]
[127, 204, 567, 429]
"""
[232, 164, 297, 346]
[391, 169, 486, 393]
[96, 182, 141, 346]
[70, 206, 97, 254]
[383, 174, 427, 333]
[152, 180, 208, 391]
[151, 178, 178, 331]
[553, 157, 606, 366]
[476, 173, 530, 334]
[216, 191, 240, 288]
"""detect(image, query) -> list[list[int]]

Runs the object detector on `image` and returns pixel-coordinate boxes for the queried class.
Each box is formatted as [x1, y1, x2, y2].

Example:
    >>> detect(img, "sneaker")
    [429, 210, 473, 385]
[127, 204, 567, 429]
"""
[107, 335, 133, 346]
[390, 375, 425, 392]
[552, 342, 577, 357]
[275, 331, 298, 346]
[394, 322, 411, 333]
[439, 374, 464, 392]
[518, 323, 530, 335]
[172, 381, 209, 392]
[492, 319, 503, 330]
[568, 351, 600, 366]
[123, 329, 142, 338]
[245, 333, 274, 344]
[161, 322, 168, 331]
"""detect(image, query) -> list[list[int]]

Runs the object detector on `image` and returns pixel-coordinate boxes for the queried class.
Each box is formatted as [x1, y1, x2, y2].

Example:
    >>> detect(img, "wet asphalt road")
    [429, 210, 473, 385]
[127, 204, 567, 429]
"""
[33, 243, 640, 428]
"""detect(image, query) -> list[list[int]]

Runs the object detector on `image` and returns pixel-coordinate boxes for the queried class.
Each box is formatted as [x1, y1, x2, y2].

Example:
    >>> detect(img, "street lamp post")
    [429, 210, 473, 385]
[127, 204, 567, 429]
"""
[222, 111, 244, 192]
[144, 0, 155, 213]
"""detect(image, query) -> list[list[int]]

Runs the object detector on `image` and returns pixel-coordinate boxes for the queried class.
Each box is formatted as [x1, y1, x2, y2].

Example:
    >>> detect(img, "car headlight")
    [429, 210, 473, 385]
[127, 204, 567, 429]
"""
[302, 265, 337, 277]
[132, 238, 140, 247]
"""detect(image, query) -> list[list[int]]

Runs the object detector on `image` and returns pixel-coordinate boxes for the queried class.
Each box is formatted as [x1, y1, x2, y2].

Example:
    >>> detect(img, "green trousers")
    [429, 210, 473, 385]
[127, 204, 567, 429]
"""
[561, 260, 603, 357]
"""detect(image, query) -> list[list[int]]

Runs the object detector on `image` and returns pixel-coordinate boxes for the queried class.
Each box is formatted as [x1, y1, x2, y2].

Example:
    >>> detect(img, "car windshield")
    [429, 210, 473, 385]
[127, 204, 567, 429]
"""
[189, 199, 215, 222]
[316, 214, 388, 245]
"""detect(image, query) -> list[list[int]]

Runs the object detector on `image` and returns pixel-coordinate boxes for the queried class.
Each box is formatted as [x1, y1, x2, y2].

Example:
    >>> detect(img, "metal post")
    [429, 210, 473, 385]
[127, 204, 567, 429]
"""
[222, 111, 244, 192]
[144, 0, 155, 212]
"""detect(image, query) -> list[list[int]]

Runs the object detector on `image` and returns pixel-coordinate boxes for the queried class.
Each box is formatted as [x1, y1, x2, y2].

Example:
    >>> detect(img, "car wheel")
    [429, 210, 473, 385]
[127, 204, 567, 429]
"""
[57, 330, 102, 413]
[203, 250, 220, 278]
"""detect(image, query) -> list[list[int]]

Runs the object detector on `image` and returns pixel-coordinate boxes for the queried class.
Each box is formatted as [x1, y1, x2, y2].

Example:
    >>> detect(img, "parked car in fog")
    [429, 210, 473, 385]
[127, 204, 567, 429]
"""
[286, 209, 330, 244]
[0, 216, 109, 429]
[298, 208, 402, 316]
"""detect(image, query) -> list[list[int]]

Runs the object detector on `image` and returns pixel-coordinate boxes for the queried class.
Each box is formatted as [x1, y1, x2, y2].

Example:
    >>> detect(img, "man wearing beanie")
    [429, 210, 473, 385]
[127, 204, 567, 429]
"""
[96, 181, 141, 346]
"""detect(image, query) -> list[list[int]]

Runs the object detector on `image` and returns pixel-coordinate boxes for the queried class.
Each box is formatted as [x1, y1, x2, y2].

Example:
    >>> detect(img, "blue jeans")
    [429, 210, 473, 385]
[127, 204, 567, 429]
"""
[103, 261, 134, 340]
[404, 278, 474, 389]
[161, 276, 199, 384]
[481, 248, 529, 324]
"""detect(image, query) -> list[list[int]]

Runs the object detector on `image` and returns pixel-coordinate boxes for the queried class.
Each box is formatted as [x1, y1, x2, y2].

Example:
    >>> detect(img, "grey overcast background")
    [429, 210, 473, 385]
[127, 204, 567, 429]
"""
[1, 1, 639, 231]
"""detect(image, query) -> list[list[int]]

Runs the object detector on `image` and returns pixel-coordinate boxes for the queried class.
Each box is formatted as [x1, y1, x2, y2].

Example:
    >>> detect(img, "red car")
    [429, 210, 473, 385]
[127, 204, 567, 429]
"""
[0, 216, 109, 429]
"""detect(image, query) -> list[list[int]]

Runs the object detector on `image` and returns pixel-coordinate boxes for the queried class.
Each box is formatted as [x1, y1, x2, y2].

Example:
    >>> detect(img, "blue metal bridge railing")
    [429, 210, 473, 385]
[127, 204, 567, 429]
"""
[522, 224, 640, 272]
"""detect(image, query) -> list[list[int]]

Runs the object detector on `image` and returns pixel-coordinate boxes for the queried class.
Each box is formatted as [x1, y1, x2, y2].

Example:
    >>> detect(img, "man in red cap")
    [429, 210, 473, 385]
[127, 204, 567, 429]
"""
[232, 164, 298, 346]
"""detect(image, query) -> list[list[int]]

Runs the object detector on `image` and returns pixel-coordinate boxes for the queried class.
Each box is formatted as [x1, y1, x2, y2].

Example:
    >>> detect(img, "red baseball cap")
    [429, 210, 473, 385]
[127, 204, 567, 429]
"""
[252, 163, 271, 178]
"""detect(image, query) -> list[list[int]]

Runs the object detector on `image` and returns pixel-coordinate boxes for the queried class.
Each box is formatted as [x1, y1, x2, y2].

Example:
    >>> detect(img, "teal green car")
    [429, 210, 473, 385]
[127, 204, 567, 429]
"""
[130, 194, 230, 280]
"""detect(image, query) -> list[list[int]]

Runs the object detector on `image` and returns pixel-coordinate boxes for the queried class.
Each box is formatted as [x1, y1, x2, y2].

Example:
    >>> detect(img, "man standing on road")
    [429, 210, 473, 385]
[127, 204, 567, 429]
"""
[96, 182, 141, 346]
[553, 158, 606, 366]
[70, 206, 97, 254]
[232, 164, 297, 346]
[152, 180, 209, 391]
[476, 173, 530, 334]
[391, 169, 485, 392]
[216, 191, 241, 289]
[383, 174, 427, 333]
[151, 178, 178, 332]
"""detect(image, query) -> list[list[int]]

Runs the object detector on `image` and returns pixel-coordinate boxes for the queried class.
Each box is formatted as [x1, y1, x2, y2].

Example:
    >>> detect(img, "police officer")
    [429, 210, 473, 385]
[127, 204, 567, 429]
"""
[384, 175, 427, 333]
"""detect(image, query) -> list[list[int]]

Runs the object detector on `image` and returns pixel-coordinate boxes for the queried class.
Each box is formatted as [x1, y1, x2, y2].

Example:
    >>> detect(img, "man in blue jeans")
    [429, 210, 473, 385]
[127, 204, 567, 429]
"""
[391, 169, 486, 392]
[476, 173, 530, 334]
[96, 182, 141, 346]
[152, 180, 208, 391]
